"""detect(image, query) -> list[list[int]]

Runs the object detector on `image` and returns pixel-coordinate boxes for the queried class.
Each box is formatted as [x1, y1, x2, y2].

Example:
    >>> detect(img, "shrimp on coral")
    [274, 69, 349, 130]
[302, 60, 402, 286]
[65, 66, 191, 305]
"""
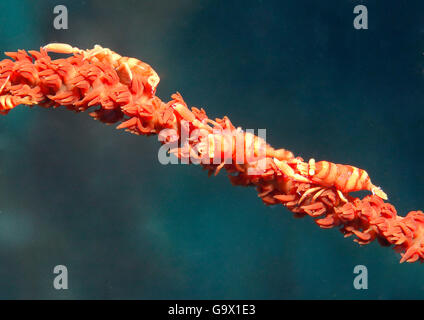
[274, 157, 388, 203]
[43, 43, 160, 94]
[0, 43, 423, 263]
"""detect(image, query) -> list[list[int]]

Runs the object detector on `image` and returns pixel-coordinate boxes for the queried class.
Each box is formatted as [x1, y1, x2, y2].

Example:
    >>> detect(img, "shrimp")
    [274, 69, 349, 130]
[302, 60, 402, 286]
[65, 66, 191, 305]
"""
[43, 43, 160, 95]
[274, 158, 388, 201]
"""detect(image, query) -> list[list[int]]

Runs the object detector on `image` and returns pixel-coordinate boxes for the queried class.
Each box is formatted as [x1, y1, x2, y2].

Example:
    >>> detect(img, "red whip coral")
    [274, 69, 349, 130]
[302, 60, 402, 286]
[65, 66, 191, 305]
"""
[0, 43, 423, 263]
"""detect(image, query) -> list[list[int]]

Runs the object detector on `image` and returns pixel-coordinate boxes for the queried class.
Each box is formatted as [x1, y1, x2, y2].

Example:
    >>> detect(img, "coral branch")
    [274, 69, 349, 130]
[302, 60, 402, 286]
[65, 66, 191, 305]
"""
[0, 44, 423, 263]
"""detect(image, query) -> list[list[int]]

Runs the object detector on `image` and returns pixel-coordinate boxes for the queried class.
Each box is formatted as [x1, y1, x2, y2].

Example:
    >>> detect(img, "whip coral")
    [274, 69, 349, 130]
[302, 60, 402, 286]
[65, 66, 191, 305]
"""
[0, 43, 423, 263]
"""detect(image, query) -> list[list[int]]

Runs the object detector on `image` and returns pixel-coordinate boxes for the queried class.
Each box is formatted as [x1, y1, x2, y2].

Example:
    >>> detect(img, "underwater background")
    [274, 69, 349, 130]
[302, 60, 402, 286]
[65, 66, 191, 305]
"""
[0, 0, 423, 299]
